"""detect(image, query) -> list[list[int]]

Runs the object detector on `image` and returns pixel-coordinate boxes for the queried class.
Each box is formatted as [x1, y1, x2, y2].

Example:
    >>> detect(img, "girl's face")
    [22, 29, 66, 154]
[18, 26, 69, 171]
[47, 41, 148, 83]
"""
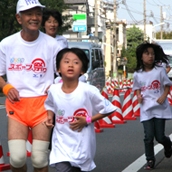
[44, 16, 59, 37]
[58, 52, 83, 80]
[142, 47, 155, 68]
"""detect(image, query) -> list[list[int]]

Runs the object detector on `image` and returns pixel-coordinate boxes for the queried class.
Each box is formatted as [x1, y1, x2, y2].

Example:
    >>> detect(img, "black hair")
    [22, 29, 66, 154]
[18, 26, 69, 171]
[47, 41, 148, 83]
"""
[42, 9, 63, 29]
[135, 42, 169, 71]
[153, 43, 170, 64]
[56, 48, 89, 77]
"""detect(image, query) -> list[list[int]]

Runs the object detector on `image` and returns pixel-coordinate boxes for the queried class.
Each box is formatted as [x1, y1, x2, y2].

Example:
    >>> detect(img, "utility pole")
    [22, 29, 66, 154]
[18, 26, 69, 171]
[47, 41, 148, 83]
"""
[160, 6, 163, 39]
[113, 0, 117, 78]
[143, 0, 146, 40]
[94, 0, 98, 39]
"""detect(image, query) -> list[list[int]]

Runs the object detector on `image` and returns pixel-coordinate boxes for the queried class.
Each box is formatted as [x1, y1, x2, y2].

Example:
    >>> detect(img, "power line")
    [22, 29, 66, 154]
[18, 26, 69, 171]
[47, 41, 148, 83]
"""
[122, 0, 139, 24]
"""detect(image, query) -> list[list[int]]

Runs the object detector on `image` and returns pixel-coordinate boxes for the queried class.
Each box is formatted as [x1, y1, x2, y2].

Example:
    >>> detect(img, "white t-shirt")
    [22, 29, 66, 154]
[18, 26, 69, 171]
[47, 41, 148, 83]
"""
[55, 35, 68, 48]
[157, 61, 170, 69]
[132, 67, 172, 122]
[44, 81, 116, 171]
[54, 74, 87, 83]
[0, 31, 63, 97]
[162, 62, 170, 68]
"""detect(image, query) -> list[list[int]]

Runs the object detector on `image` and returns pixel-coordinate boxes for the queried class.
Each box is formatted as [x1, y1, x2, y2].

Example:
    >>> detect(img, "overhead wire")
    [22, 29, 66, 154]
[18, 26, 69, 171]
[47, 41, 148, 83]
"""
[119, 0, 172, 31]
[121, 0, 142, 24]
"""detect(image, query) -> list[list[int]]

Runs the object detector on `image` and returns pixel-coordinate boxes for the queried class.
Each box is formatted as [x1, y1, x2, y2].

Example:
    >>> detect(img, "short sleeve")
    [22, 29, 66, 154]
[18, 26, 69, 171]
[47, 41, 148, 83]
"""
[0, 42, 7, 76]
[44, 88, 55, 113]
[91, 87, 117, 115]
[160, 67, 172, 86]
[132, 72, 140, 91]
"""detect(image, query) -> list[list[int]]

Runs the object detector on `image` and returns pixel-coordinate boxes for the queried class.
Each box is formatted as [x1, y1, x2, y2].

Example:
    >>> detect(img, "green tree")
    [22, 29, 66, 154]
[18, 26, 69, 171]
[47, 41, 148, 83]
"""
[121, 26, 144, 72]
[0, 0, 18, 41]
[0, 0, 71, 41]
[155, 31, 172, 39]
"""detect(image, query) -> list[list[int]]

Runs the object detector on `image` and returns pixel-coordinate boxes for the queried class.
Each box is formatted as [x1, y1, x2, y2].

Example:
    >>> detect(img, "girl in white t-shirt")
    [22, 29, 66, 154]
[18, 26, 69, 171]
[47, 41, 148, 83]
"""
[44, 48, 116, 172]
[133, 42, 172, 170]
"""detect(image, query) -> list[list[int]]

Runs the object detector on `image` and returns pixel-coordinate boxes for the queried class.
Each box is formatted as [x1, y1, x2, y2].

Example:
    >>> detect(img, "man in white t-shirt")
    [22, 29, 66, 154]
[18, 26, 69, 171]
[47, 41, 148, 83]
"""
[0, 0, 63, 172]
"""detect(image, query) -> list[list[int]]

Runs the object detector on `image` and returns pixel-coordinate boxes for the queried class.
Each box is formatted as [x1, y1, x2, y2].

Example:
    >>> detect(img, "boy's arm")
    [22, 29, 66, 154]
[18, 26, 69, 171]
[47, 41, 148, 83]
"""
[91, 112, 113, 123]
[70, 111, 115, 132]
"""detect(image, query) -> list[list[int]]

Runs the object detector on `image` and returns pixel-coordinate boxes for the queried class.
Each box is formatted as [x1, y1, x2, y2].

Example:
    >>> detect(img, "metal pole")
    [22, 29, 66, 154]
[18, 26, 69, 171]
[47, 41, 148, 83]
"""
[94, 0, 98, 38]
[113, 0, 117, 78]
[160, 6, 163, 39]
[143, 0, 146, 40]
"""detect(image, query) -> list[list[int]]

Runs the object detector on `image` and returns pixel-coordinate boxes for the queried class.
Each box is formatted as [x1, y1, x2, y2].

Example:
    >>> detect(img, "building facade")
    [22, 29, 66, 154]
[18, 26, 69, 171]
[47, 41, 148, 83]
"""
[63, 0, 155, 78]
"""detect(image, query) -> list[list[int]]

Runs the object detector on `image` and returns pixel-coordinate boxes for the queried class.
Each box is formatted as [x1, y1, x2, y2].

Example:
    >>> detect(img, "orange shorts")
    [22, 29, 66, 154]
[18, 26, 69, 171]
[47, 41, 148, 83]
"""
[5, 96, 48, 128]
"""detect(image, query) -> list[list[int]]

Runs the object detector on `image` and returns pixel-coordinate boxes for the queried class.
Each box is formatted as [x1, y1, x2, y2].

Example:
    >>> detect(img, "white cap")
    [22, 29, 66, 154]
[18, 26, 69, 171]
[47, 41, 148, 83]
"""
[16, 0, 45, 14]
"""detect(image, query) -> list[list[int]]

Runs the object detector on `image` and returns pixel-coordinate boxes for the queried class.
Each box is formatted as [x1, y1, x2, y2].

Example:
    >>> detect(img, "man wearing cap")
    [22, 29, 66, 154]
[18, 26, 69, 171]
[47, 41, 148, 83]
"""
[0, 0, 63, 171]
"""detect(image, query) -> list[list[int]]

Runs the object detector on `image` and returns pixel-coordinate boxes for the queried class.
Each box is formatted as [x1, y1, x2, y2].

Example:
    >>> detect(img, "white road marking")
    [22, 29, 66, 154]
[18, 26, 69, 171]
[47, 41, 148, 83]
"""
[122, 134, 172, 172]
[0, 105, 5, 109]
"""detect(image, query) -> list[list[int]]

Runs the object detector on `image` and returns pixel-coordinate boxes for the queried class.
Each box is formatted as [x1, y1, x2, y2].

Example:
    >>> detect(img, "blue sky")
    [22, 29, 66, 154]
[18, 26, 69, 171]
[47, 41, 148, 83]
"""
[117, 0, 172, 31]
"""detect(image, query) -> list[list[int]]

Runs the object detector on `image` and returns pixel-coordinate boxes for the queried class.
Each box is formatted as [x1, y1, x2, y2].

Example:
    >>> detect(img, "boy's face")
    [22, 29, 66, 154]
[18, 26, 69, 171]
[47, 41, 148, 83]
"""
[16, 7, 42, 32]
[58, 52, 83, 79]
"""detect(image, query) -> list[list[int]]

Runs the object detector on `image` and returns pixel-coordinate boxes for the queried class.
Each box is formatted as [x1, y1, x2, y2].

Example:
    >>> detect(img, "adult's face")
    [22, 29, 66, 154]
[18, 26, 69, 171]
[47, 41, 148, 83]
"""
[44, 16, 59, 37]
[16, 7, 43, 33]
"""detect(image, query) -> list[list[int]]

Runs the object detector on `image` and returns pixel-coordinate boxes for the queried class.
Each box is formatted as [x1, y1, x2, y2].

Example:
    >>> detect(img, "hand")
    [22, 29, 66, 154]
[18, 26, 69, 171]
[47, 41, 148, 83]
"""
[44, 85, 51, 94]
[157, 95, 166, 104]
[43, 117, 54, 128]
[7, 88, 20, 104]
[137, 94, 143, 103]
[69, 116, 87, 132]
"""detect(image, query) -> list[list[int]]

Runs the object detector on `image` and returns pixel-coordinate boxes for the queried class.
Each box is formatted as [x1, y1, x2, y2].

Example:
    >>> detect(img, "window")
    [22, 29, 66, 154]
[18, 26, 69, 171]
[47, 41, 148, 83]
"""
[99, 50, 104, 67]
[92, 49, 100, 69]
[82, 49, 89, 59]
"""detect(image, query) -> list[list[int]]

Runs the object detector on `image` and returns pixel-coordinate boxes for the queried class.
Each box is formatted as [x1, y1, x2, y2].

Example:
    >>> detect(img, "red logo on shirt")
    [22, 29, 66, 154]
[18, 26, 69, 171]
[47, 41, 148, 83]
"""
[141, 80, 160, 91]
[71, 108, 88, 122]
[151, 80, 160, 89]
[8, 58, 47, 73]
[55, 108, 88, 124]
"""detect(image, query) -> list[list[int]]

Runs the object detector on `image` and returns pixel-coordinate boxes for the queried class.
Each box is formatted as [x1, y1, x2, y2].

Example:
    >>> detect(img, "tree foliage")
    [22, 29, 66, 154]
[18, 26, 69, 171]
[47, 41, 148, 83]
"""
[121, 26, 144, 72]
[0, 0, 71, 41]
[155, 31, 172, 39]
[0, 0, 18, 41]
[127, 26, 144, 48]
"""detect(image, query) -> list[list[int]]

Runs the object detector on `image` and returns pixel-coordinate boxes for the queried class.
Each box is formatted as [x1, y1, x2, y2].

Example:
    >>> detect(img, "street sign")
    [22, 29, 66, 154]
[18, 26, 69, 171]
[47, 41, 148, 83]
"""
[72, 13, 87, 32]
[73, 25, 87, 32]
[73, 13, 86, 20]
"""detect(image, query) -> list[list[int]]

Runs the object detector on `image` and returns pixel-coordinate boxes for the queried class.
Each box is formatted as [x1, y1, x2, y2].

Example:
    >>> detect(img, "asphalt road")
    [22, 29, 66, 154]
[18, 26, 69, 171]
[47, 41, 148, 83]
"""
[1, 96, 172, 172]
